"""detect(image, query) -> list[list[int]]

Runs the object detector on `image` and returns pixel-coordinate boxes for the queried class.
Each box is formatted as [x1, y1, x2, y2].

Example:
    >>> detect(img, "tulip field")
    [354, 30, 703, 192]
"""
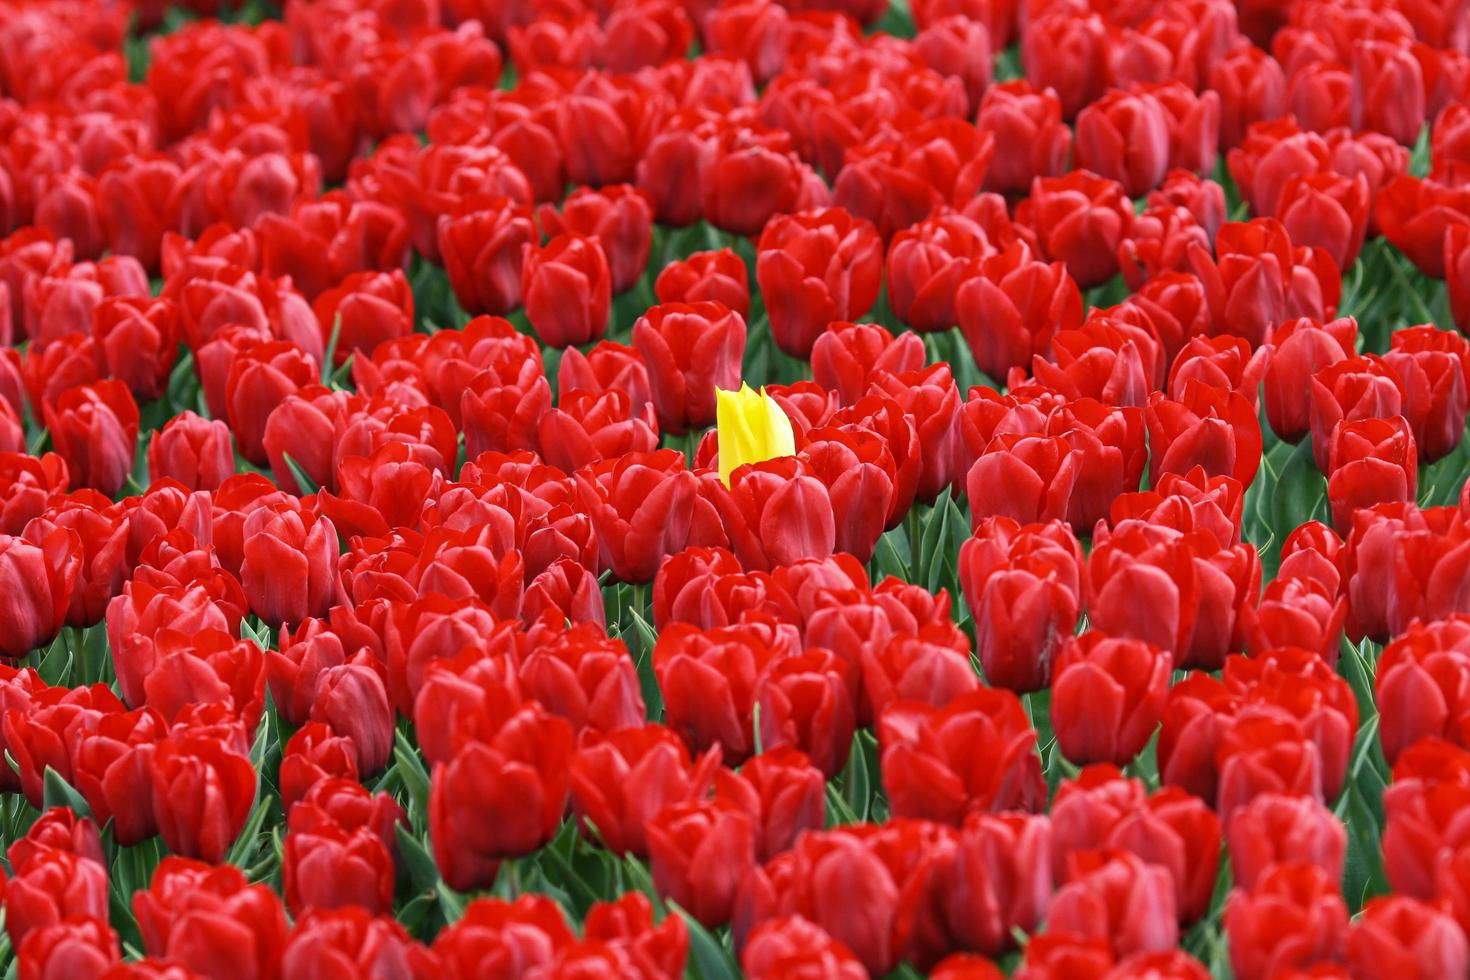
[4, 0, 1470, 976]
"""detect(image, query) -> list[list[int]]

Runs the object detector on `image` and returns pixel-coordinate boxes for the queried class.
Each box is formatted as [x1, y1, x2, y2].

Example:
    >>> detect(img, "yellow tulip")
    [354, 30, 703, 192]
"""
[716, 383, 796, 486]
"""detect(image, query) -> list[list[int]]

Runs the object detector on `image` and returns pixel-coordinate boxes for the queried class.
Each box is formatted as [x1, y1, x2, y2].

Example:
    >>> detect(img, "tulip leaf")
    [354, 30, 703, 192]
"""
[226, 796, 272, 871]
[281, 453, 319, 497]
[671, 903, 740, 980]
[397, 823, 442, 894]
[393, 729, 432, 822]
[842, 731, 870, 823]
[41, 766, 91, 818]
[321, 315, 342, 385]
[436, 879, 467, 923]
[34, 631, 72, 687]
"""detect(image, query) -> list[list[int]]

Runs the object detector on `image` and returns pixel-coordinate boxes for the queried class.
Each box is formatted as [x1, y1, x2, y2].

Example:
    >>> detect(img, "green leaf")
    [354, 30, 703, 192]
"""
[321, 316, 342, 385]
[35, 635, 72, 687]
[42, 767, 91, 817]
[436, 879, 467, 923]
[672, 904, 740, 980]
[281, 453, 319, 497]
[397, 823, 441, 894]
[393, 730, 432, 819]
[843, 731, 870, 823]
[225, 796, 272, 870]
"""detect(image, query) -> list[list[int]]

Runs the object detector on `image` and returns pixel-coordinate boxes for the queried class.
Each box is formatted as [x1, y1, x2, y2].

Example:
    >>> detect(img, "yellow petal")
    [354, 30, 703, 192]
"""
[717, 383, 796, 486]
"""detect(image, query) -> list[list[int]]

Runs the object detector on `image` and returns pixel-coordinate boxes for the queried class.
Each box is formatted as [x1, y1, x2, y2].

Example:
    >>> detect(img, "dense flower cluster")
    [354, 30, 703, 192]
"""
[1, 0, 1469, 975]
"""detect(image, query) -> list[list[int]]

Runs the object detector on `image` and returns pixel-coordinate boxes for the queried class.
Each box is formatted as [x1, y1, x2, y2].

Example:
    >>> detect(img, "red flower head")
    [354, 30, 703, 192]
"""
[655, 248, 750, 318]
[885, 210, 992, 335]
[92, 296, 180, 401]
[632, 302, 746, 436]
[1021, 13, 1107, 119]
[1276, 171, 1372, 270]
[959, 516, 1084, 694]
[878, 687, 1044, 824]
[957, 241, 1083, 383]
[647, 800, 756, 929]
[1015, 170, 1134, 289]
[429, 703, 574, 892]
[570, 723, 720, 858]
[1145, 380, 1263, 490]
[1224, 863, 1348, 980]
[1048, 850, 1179, 959]
[1089, 521, 1259, 671]
[133, 858, 288, 980]
[0, 527, 81, 660]
[654, 620, 792, 763]
[538, 184, 653, 294]
[753, 209, 882, 360]
[1348, 896, 1469, 980]
[1226, 792, 1344, 892]
[1326, 415, 1418, 531]
[1052, 632, 1171, 767]
[1263, 316, 1357, 444]
[1075, 88, 1172, 198]
[1209, 46, 1287, 150]
[1351, 39, 1427, 147]
[522, 233, 612, 349]
[976, 80, 1072, 195]
[715, 747, 826, 860]
[42, 380, 139, 497]
[149, 728, 257, 864]
[437, 195, 536, 317]
[576, 449, 727, 583]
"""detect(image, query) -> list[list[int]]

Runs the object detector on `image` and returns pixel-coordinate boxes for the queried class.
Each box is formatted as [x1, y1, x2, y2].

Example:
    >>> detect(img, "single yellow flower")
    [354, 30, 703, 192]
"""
[716, 383, 796, 487]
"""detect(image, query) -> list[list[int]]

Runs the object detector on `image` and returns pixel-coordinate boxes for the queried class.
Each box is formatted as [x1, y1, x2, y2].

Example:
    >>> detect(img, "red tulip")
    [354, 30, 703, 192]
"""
[1209, 46, 1287, 150]
[755, 208, 884, 359]
[647, 800, 756, 929]
[1263, 316, 1357, 444]
[959, 516, 1083, 693]
[1015, 171, 1133, 289]
[1351, 39, 1426, 146]
[1075, 88, 1172, 198]
[976, 80, 1072, 194]
[1052, 632, 1170, 767]
[429, 703, 573, 892]
[239, 504, 337, 628]
[654, 248, 749, 318]
[521, 233, 611, 348]
[16, 916, 119, 980]
[714, 747, 825, 861]
[1048, 850, 1178, 959]
[538, 184, 653, 294]
[1276, 171, 1372, 270]
[1226, 793, 1345, 892]
[149, 728, 257, 864]
[570, 724, 719, 857]
[1326, 416, 1418, 531]
[431, 895, 573, 980]
[878, 687, 1044, 824]
[884, 210, 990, 335]
[42, 380, 139, 497]
[631, 302, 746, 436]
[1224, 864, 1348, 980]
[0, 527, 81, 660]
[957, 241, 1083, 383]
[653, 621, 789, 763]
[1146, 381, 1263, 489]
[1348, 896, 1469, 980]
[133, 857, 288, 980]
[437, 196, 536, 317]
[742, 916, 867, 980]
[281, 909, 433, 980]
[1387, 323, 1470, 463]
[811, 321, 926, 407]
[92, 296, 180, 401]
